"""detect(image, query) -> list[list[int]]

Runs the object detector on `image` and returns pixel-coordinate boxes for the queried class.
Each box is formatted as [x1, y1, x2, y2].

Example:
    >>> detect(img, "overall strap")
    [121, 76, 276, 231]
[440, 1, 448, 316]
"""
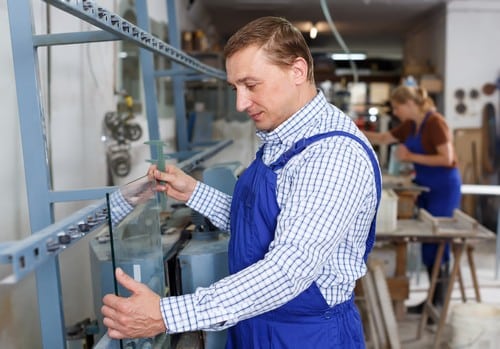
[269, 130, 382, 260]
[270, 131, 382, 198]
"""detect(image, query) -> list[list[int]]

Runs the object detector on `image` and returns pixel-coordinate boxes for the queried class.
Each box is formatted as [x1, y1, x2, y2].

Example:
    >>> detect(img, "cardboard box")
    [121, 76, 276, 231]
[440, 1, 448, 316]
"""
[420, 75, 443, 93]
[396, 190, 419, 219]
[377, 189, 398, 232]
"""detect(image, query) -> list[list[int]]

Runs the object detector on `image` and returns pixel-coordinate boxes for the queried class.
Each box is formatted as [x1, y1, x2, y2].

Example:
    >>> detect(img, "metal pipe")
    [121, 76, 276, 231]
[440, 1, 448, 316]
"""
[178, 139, 234, 173]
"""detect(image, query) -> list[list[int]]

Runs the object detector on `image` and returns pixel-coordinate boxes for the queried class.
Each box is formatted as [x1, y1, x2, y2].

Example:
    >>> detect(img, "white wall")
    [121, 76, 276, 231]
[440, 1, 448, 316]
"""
[0, 0, 42, 347]
[208, 119, 259, 169]
[444, 0, 500, 130]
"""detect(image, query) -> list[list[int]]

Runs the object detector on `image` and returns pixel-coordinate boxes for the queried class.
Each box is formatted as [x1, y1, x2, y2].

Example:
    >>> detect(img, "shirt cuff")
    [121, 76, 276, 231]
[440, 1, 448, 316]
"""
[187, 181, 218, 215]
[160, 291, 234, 333]
[160, 294, 198, 333]
[109, 190, 134, 226]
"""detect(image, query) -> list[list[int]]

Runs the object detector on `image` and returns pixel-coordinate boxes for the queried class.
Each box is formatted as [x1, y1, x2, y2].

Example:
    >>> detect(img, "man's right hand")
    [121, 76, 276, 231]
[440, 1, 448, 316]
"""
[148, 164, 197, 203]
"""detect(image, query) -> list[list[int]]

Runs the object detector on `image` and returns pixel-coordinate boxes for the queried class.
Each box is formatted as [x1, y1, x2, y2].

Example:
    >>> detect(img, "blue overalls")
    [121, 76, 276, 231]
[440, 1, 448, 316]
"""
[404, 112, 461, 267]
[226, 131, 381, 349]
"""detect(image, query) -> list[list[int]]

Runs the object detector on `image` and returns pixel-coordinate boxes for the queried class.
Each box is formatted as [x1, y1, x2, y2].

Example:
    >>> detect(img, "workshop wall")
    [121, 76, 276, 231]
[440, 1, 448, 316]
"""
[1, 1, 42, 347]
[445, 1, 500, 228]
[403, 1, 500, 132]
[444, 0, 500, 131]
[0, 1, 167, 348]
[403, 5, 446, 112]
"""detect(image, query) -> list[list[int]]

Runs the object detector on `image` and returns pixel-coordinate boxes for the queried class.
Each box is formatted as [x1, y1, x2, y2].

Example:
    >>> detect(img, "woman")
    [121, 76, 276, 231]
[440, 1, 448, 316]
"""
[364, 85, 461, 311]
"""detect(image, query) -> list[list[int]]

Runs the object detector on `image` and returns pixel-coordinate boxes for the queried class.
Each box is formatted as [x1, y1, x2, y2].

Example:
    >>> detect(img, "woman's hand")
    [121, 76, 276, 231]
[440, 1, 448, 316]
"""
[396, 142, 455, 167]
[396, 144, 412, 162]
[147, 164, 198, 203]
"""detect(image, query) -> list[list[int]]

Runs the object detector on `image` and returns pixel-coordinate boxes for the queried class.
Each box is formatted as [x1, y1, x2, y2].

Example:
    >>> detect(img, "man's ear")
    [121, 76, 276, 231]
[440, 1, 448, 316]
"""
[291, 57, 309, 84]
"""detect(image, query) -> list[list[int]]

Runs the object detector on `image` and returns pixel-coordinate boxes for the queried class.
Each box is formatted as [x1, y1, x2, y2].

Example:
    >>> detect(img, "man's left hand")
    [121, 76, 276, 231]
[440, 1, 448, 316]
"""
[101, 268, 167, 339]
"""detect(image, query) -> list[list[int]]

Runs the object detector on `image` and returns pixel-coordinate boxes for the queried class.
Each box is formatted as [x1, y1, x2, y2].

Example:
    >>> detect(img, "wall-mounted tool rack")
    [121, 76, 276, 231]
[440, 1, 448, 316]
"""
[2, 0, 227, 348]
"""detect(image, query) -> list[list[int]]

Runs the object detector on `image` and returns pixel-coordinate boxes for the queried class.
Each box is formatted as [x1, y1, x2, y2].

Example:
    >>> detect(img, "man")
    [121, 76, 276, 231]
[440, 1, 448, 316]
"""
[102, 16, 381, 348]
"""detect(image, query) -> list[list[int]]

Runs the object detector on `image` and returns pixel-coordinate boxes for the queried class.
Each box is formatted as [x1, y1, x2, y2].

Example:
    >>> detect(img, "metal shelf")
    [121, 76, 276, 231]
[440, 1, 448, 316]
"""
[45, 0, 226, 80]
[2, 0, 227, 348]
[0, 200, 109, 284]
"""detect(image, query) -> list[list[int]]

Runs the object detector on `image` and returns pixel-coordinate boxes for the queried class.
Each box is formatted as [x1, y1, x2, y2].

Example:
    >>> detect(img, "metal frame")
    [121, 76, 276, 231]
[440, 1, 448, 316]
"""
[2, 0, 227, 348]
[0, 201, 109, 285]
[45, 0, 226, 80]
[461, 184, 500, 280]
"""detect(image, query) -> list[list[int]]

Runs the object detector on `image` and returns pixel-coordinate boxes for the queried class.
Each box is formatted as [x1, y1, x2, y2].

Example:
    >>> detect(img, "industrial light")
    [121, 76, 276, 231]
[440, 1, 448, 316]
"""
[310, 26, 318, 39]
[368, 107, 378, 123]
[331, 53, 367, 61]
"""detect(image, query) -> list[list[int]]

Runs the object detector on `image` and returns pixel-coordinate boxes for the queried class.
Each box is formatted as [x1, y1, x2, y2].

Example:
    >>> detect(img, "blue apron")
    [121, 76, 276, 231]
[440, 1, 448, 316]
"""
[404, 112, 461, 267]
[226, 131, 381, 349]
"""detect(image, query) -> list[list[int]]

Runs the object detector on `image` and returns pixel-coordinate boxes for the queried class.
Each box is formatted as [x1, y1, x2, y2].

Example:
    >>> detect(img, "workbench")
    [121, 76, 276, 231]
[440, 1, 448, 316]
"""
[375, 213, 495, 349]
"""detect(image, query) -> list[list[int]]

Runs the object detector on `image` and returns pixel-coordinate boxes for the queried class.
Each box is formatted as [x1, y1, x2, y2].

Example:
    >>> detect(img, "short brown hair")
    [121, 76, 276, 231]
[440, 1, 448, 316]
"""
[223, 16, 315, 83]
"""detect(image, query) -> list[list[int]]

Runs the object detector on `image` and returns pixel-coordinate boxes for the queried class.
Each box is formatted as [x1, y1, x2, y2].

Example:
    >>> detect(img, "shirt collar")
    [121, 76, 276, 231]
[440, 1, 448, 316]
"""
[257, 90, 327, 146]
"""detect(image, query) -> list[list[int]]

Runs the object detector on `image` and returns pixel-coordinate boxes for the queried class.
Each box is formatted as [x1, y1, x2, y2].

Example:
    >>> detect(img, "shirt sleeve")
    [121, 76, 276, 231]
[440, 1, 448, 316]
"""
[159, 138, 377, 333]
[187, 181, 233, 231]
[422, 114, 450, 152]
[390, 120, 413, 142]
[108, 190, 134, 226]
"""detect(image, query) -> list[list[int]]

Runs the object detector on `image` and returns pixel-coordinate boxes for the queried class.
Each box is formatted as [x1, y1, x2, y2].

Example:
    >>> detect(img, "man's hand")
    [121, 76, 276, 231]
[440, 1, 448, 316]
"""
[147, 164, 197, 203]
[101, 268, 166, 339]
[120, 175, 155, 206]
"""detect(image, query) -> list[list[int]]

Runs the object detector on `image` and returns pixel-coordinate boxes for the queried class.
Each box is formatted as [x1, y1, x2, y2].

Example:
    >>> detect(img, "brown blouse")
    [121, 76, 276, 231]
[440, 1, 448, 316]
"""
[389, 112, 458, 167]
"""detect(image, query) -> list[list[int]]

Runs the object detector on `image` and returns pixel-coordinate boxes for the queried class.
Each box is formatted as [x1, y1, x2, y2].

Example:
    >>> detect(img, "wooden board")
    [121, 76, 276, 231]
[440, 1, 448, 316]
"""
[360, 273, 387, 349]
[371, 263, 401, 349]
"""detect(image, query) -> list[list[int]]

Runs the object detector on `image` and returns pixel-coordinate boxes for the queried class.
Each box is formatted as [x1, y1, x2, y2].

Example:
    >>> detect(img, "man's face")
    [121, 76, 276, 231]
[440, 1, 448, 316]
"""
[226, 45, 299, 132]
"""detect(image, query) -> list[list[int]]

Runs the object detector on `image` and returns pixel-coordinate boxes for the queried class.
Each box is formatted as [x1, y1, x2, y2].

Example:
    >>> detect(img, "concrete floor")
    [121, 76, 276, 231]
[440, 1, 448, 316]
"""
[397, 239, 500, 349]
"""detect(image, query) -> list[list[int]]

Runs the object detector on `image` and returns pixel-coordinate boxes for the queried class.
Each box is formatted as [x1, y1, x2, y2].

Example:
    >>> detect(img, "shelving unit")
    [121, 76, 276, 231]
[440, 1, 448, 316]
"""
[1, 0, 227, 348]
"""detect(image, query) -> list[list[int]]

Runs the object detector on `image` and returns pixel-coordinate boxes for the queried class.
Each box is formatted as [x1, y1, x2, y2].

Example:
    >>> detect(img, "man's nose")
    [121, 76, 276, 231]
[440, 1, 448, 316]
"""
[235, 91, 251, 112]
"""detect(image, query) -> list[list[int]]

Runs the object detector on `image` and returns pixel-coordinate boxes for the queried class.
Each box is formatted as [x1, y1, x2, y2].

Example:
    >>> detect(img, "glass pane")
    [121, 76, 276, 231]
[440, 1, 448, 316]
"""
[106, 175, 169, 348]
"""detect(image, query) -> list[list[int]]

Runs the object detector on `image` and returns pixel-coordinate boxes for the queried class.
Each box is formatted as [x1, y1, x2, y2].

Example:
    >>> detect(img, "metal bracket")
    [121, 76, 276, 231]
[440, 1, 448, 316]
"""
[43, 0, 226, 80]
[0, 200, 109, 284]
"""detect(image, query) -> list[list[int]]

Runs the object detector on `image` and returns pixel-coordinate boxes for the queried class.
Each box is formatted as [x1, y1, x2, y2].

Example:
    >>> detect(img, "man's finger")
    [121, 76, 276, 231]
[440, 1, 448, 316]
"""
[115, 268, 143, 294]
[102, 294, 121, 309]
[154, 169, 169, 182]
[107, 327, 126, 340]
[153, 183, 167, 192]
[101, 303, 118, 318]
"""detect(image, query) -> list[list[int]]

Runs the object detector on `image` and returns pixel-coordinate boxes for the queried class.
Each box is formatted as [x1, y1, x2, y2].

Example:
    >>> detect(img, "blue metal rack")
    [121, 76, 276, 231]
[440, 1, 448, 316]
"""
[1, 0, 226, 348]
